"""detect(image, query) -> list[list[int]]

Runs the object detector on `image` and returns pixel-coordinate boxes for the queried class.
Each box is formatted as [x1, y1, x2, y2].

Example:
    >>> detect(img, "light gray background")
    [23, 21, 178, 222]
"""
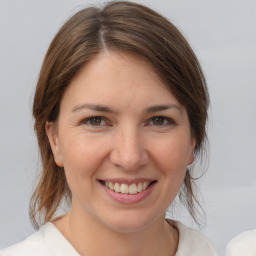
[0, 0, 255, 255]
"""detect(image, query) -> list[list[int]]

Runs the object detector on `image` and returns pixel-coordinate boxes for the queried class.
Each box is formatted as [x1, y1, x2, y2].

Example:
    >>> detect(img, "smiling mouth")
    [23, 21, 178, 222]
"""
[99, 180, 157, 195]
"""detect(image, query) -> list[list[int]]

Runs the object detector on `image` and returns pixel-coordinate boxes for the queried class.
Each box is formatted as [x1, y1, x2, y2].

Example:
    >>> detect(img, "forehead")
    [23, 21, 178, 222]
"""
[60, 50, 182, 113]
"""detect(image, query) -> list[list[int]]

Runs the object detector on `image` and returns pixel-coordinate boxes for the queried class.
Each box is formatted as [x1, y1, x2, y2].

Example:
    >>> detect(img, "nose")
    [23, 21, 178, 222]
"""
[110, 126, 149, 172]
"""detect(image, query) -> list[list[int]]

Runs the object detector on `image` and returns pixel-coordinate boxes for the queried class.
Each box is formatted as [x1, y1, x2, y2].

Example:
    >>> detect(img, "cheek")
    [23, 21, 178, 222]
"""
[151, 136, 192, 175]
[59, 135, 111, 203]
[152, 136, 193, 201]
[59, 134, 110, 180]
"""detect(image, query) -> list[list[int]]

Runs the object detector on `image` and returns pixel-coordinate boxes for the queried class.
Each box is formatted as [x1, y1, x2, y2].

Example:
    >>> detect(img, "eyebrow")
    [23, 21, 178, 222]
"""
[145, 104, 182, 113]
[72, 103, 115, 113]
[71, 103, 182, 114]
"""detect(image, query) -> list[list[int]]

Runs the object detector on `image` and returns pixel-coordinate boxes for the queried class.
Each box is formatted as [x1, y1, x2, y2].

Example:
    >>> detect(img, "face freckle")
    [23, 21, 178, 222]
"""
[47, 50, 196, 232]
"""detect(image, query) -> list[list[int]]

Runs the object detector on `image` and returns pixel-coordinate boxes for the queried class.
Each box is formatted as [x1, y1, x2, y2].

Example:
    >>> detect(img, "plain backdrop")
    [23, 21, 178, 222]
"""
[0, 0, 255, 255]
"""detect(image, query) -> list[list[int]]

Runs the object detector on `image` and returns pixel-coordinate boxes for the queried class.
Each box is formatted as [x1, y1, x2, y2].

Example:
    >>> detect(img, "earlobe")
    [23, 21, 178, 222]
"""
[187, 152, 194, 165]
[45, 121, 63, 167]
[187, 138, 196, 165]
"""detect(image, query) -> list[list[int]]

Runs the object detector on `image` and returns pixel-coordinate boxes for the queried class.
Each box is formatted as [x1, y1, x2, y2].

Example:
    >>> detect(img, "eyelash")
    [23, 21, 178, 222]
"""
[79, 116, 175, 128]
[146, 116, 176, 127]
[80, 116, 108, 127]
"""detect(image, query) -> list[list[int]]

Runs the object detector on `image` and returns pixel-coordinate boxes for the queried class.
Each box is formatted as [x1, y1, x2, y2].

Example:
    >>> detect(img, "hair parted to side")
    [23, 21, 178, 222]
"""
[30, 1, 209, 229]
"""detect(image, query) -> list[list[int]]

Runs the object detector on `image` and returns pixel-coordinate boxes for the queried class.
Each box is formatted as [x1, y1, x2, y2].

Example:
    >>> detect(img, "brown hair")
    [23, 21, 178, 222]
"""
[30, 1, 209, 229]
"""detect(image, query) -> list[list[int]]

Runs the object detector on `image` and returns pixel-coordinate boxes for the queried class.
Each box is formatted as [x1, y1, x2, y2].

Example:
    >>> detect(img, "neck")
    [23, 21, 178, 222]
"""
[54, 208, 178, 256]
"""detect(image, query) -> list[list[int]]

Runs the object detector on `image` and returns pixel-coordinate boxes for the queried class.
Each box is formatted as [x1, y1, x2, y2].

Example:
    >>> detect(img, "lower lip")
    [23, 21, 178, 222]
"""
[100, 182, 156, 204]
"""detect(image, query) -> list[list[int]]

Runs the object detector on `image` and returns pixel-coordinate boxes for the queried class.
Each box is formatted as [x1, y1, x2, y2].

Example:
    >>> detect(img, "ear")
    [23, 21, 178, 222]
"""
[187, 138, 196, 165]
[187, 152, 194, 165]
[45, 121, 63, 167]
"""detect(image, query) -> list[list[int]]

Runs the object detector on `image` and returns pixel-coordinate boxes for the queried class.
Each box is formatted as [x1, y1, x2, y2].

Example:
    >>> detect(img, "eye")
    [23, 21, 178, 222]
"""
[148, 116, 175, 126]
[152, 116, 165, 125]
[81, 116, 107, 126]
[88, 116, 103, 126]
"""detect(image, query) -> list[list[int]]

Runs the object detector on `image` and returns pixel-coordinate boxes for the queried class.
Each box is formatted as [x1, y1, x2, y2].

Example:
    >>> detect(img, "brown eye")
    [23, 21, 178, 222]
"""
[88, 117, 102, 126]
[148, 116, 175, 127]
[152, 116, 165, 125]
[80, 116, 109, 128]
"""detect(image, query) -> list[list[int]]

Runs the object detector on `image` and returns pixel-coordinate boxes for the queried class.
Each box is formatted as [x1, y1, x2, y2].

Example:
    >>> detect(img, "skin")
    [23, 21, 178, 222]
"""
[46, 50, 195, 256]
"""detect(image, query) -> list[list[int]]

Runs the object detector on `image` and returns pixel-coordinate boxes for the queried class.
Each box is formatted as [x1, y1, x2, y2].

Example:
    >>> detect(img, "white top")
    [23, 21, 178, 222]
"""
[226, 229, 256, 256]
[0, 221, 218, 256]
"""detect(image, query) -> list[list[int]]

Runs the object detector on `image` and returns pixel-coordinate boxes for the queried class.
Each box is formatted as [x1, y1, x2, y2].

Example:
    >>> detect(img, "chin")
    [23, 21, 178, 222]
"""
[100, 210, 160, 234]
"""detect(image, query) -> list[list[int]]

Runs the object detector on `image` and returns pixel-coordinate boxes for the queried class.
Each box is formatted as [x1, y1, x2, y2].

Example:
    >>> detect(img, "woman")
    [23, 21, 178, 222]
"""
[0, 1, 218, 255]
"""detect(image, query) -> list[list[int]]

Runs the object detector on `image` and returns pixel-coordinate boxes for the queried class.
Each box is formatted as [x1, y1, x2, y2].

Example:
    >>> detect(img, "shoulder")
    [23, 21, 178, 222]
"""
[226, 229, 256, 256]
[0, 222, 79, 256]
[170, 220, 218, 256]
[0, 225, 51, 256]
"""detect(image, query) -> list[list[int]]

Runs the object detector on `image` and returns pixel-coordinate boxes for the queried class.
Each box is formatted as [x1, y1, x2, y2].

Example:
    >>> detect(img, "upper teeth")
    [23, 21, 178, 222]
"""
[105, 181, 150, 194]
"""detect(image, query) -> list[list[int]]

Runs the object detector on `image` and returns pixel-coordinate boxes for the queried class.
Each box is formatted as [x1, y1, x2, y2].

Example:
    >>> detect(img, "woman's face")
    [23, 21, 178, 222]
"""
[47, 50, 195, 232]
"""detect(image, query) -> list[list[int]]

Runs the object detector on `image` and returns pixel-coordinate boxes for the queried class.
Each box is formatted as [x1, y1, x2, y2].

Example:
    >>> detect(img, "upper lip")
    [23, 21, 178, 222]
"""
[98, 178, 156, 185]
